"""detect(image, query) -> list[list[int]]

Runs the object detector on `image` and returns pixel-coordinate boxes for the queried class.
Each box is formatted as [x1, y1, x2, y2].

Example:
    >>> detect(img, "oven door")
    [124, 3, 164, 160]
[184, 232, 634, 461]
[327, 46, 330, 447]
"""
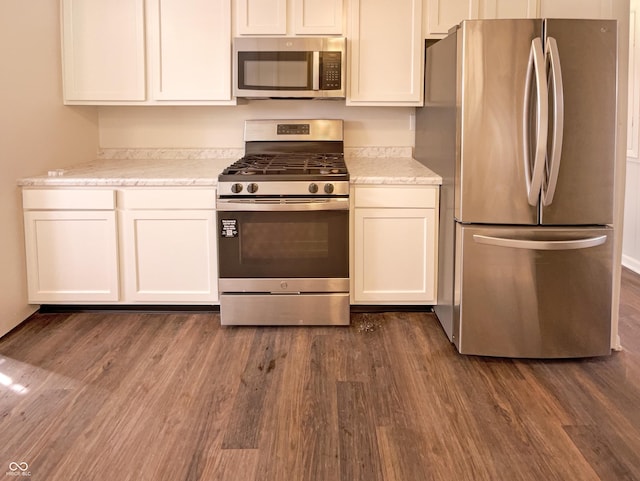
[217, 197, 350, 325]
[217, 197, 349, 286]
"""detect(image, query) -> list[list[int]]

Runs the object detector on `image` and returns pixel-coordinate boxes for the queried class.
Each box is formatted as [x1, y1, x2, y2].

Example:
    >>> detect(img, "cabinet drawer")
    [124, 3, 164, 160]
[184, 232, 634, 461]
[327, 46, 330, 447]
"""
[23, 189, 115, 210]
[354, 186, 438, 208]
[118, 188, 216, 209]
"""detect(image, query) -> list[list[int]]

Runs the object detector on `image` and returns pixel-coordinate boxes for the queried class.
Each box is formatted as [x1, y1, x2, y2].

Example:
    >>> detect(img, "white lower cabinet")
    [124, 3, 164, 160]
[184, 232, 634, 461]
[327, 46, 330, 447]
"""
[22, 189, 120, 303]
[118, 189, 218, 303]
[352, 185, 439, 304]
[22, 188, 218, 305]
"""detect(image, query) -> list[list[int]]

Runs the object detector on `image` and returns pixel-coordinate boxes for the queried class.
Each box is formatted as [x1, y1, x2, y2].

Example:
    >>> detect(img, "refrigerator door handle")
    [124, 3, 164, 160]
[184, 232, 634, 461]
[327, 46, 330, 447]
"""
[472, 234, 607, 251]
[523, 38, 548, 207]
[542, 37, 564, 206]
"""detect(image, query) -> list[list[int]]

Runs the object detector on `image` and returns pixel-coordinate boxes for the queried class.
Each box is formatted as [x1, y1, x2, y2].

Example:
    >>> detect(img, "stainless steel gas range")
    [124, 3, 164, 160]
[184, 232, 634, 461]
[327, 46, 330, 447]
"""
[216, 119, 350, 326]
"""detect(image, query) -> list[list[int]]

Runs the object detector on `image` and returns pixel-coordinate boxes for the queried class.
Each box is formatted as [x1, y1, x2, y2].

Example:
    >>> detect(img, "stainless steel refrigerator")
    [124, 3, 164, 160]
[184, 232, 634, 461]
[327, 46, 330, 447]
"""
[415, 19, 618, 358]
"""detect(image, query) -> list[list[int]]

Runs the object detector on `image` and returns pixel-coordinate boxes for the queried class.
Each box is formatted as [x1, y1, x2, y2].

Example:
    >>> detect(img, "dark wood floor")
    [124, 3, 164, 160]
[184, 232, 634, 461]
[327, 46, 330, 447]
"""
[2, 270, 640, 481]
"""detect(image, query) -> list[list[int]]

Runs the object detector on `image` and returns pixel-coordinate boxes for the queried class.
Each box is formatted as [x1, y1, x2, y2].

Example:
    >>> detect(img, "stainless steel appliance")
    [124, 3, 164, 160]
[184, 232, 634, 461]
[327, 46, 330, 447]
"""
[233, 37, 346, 99]
[217, 119, 350, 326]
[415, 19, 618, 358]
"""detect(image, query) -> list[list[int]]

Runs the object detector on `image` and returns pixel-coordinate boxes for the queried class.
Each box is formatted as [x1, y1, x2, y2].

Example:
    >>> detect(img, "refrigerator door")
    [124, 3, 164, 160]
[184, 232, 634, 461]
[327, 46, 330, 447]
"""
[455, 224, 613, 358]
[456, 19, 542, 225]
[541, 19, 617, 225]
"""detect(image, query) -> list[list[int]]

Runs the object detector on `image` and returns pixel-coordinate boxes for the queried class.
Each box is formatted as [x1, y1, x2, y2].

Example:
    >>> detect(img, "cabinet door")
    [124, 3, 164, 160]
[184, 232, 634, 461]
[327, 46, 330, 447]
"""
[237, 0, 287, 34]
[147, 0, 231, 101]
[425, 0, 476, 37]
[539, 0, 613, 18]
[23, 211, 119, 302]
[120, 210, 218, 303]
[348, 0, 424, 105]
[61, 0, 145, 102]
[478, 0, 537, 18]
[353, 208, 437, 303]
[294, 0, 343, 34]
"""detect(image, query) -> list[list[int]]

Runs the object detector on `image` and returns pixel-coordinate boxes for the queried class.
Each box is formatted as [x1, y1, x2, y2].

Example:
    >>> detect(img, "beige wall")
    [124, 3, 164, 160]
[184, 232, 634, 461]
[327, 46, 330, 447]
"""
[98, 102, 416, 149]
[0, 2, 99, 337]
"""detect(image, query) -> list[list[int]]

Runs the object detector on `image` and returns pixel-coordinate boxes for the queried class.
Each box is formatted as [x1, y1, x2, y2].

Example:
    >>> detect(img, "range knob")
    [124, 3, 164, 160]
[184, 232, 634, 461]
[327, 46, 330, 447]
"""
[308, 183, 319, 194]
[324, 183, 335, 194]
[231, 183, 243, 194]
[247, 183, 259, 194]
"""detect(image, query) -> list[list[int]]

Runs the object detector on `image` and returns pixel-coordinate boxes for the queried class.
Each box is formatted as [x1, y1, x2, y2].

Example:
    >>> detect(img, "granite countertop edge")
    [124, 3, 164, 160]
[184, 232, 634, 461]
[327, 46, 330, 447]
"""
[17, 154, 442, 187]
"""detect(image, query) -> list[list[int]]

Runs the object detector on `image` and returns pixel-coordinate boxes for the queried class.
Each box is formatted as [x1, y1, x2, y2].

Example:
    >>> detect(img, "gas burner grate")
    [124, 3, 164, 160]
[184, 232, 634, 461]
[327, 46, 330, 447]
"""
[224, 152, 347, 176]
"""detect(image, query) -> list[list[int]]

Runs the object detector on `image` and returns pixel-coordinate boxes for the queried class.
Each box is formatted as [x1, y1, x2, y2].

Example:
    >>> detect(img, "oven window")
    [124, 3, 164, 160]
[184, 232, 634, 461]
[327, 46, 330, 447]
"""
[218, 210, 348, 279]
[242, 222, 328, 260]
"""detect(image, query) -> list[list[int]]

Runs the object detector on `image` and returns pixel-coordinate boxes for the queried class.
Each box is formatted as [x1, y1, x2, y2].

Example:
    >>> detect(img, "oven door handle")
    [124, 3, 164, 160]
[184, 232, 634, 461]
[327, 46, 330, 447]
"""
[216, 197, 349, 211]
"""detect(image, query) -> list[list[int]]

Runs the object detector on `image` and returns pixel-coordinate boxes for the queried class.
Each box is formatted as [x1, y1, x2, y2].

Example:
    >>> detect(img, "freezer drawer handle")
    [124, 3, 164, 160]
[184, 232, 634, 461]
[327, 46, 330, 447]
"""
[472, 234, 607, 251]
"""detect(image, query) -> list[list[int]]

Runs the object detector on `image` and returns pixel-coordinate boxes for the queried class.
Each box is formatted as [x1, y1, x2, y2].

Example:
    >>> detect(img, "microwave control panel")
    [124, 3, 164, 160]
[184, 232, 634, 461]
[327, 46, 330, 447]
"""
[320, 52, 342, 90]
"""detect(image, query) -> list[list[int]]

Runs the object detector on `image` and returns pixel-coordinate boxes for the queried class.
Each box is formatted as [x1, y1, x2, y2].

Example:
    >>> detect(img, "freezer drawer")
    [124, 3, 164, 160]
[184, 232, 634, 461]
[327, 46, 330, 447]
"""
[455, 225, 613, 358]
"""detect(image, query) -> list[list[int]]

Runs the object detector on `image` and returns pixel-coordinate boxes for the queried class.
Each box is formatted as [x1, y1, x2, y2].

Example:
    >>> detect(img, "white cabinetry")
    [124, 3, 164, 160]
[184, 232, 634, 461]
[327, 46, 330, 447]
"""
[22, 189, 120, 303]
[22, 187, 218, 305]
[61, 0, 145, 101]
[478, 0, 537, 19]
[347, 0, 423, 106]
[425, 0, 613, 38]
[236, 0, 343, 35]
[61, 0, 233, 105]
[352, 185, 439, 304]
[118, 189, 218, 304]
[538, 0, 613, 18]
[146, 0, 231, 101]
[425, 0, 476, 37]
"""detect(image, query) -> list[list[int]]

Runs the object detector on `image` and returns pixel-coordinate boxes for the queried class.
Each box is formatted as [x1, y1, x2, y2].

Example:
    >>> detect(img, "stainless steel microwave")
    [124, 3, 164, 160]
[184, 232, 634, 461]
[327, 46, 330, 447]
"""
[233, 37, 346, 99]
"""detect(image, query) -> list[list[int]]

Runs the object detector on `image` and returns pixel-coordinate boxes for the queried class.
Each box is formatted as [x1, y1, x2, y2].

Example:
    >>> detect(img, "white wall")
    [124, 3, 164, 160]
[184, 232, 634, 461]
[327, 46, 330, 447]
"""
[623, 0, 640, 272]
[98, 102, 416, 148]
[0, 2, 99, 337]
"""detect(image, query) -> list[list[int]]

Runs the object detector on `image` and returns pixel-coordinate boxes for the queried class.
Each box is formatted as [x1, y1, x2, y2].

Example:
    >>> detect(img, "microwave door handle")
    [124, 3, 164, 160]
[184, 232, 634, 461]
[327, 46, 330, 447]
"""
[312, 52, 320, 90]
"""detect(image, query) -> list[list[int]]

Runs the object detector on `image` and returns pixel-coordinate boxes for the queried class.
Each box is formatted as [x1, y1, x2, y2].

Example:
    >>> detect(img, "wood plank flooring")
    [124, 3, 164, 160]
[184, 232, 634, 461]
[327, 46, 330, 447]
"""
[1, 269, 640, 480]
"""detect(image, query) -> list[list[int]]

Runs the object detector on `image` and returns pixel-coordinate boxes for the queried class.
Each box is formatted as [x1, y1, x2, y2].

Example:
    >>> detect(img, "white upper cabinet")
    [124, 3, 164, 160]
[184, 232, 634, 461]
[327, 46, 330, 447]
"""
[236, 0, 287, 34]
[147, 0, 231, 101]
[347, 0, 423, 106]
[61, 0, 146, 101]
[425, 0, 537, 37]
[425, 0, 614, 38]
[425, 0, 477, 37]
[62, 0, 233, 105]
[478, 0, 537, 19]
[236, 0, 343, 35]
[538, 0, 613, 18]
[294, 0, 343, 34]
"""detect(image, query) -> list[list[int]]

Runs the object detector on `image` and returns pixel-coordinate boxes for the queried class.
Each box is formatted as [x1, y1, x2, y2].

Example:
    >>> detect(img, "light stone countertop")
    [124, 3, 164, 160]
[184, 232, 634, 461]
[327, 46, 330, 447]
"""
[346, 157, 441, 185]
[17, 157, 235, 187]
[17, 151, 442, 187]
